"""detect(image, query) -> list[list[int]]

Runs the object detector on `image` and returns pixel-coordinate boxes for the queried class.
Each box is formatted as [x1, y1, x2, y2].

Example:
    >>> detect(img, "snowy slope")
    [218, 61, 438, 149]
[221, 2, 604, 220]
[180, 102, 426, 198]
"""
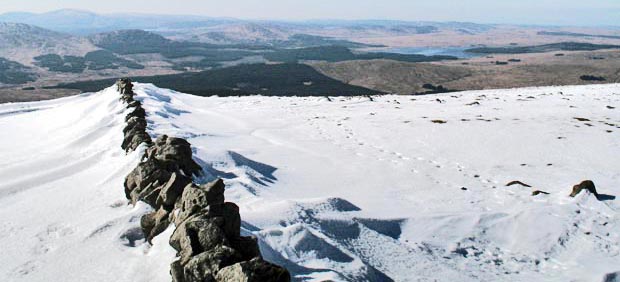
[0, 88, 175, 282]
[1, 83, 619, 281]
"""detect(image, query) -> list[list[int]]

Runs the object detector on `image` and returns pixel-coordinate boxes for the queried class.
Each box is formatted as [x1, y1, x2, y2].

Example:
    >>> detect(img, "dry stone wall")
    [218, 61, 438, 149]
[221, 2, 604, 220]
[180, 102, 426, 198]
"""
[116, 78, 290, 282]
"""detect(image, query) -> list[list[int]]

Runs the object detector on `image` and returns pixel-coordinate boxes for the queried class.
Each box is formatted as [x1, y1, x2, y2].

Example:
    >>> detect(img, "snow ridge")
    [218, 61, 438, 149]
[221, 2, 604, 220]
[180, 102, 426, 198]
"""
[116, 79, 290, 281]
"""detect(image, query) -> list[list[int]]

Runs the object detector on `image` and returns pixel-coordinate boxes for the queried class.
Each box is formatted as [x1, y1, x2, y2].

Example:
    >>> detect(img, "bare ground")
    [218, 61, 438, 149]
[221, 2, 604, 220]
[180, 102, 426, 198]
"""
[0, 88, 81, 103]
[310, 49, 620, 94]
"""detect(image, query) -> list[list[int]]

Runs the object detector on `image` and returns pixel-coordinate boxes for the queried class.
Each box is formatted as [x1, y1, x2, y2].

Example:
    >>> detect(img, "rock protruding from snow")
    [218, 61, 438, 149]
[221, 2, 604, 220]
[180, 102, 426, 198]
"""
[166, 180, 287, 282]
[124, 157, 172, 206]
[147, 135, 202, 177]
[118, 78, 152, 151]
[604, 272, 620, 282]
[570, 180, 598, 198]
[117, 77, 134, 95]
[116, 78, 290, 282]
[215, 258, 291, 282]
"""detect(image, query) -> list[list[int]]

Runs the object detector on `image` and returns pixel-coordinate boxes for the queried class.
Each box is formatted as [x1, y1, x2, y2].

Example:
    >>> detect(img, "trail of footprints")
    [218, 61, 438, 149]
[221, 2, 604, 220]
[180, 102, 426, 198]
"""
[302, 106, 497, 193]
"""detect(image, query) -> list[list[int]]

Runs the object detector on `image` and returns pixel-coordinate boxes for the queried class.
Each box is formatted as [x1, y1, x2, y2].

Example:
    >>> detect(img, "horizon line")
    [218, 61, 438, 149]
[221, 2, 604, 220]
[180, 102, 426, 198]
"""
[1, 8, 619, 28]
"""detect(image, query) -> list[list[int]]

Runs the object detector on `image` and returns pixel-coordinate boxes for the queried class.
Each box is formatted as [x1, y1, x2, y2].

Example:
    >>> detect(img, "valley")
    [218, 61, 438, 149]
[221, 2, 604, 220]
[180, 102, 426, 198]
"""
[1, 10, 620, 102]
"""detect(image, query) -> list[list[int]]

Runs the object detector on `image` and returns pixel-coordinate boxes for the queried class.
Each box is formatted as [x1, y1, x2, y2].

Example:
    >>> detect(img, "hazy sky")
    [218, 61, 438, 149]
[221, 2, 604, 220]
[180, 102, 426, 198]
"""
[1, 0, 619, 26]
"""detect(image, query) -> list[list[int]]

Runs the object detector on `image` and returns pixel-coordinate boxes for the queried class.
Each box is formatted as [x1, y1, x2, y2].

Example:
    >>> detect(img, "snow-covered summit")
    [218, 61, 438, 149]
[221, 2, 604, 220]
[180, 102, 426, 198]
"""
[0, 83, 619, 281]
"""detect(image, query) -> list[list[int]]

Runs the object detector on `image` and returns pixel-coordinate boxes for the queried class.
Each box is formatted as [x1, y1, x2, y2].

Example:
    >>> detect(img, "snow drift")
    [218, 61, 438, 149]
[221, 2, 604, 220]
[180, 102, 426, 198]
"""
[0, 82, 619, 281]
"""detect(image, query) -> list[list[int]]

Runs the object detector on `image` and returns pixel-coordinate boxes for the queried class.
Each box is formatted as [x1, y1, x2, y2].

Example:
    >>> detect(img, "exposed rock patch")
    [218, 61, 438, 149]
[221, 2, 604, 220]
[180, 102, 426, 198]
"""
[604, 272, 620, 282]
[531, 190, 550, 196]
[506, 180, 532, 188]
[570, 180, 598, 198]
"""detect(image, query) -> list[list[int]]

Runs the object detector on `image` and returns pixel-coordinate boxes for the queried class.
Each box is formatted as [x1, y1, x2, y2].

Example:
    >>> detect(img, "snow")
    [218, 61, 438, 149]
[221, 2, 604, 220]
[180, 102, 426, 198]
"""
[1, 83, 619, 281]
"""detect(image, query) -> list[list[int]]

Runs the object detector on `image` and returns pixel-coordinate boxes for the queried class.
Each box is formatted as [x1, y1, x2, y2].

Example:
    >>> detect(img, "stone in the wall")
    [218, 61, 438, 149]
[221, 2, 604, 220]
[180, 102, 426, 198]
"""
[124, 116, 147, 135]
[181, 245, 242, 282]
[122, 131, 152, 152]
[141, 207, 171, 243]
[124, 158, 172, 201]
[157, 172, 193, 207]
[170, 214, 228, 265]
[147, 135, 202, 176]
[117, 78, 134, 95]
[174, 180, 226, 225]
[229, 236, 262, 262]
[215, 257, 291, 282]
[126, 106, 146, 121]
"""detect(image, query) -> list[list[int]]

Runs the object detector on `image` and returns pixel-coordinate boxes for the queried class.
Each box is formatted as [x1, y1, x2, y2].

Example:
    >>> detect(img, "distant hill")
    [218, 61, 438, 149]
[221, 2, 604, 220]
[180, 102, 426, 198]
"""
[0, 57, 36, 84]
[466, 42, 620, 54]
[538, 31, 620, 40]
[0, 22, 97, 65]
[264, 46, 457, 63]
[52, 63, 382, 96]
[88, 29, 176, 54]
[0, 9, 229, 35]
[33, 50, 144, 73]
[0, 9, 496, 47]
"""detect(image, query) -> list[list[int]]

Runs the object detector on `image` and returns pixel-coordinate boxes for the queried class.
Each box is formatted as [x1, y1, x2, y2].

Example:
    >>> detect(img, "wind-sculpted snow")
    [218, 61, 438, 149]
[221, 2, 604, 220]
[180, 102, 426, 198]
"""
[0, 86, 176, 282]
[117, 78, 289, 282]
[0, 82, 619, 281]
[131, 82, 619, 282]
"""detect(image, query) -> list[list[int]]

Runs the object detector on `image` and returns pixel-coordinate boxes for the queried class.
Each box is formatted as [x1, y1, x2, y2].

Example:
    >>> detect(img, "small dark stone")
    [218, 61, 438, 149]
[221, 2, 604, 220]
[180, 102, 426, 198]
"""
[506, 181, 532, 188]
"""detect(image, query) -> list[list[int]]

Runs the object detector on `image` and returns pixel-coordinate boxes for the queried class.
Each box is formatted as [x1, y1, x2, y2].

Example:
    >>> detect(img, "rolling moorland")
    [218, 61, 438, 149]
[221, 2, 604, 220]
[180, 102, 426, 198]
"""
[0, 9, 620, 102]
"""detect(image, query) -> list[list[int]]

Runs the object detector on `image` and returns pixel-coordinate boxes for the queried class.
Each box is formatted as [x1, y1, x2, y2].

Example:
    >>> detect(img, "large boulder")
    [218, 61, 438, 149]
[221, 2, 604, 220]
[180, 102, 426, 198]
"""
[215, 258, 291, 282]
